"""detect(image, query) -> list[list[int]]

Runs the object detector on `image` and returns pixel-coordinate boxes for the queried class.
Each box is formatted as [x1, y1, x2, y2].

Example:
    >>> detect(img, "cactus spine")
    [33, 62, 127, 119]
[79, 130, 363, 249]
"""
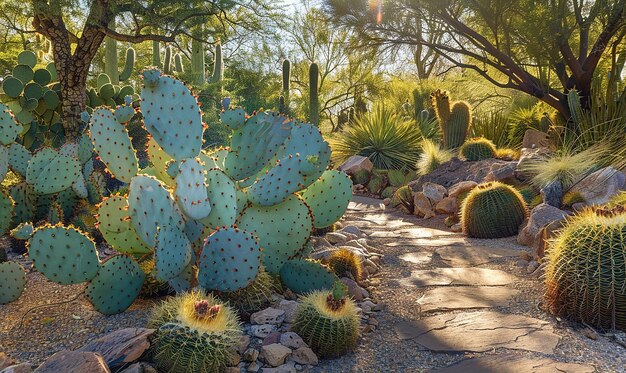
[431, 89, 471, 149]
[309, 62, 319, 126]
[459, 137, 497, 161]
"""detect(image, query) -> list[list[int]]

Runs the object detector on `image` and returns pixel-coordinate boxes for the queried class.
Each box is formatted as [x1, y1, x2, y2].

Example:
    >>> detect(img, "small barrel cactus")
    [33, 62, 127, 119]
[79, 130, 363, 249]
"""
[292, 285, 360, 358]
[328, 248, 363, 282]
[460, 182, 528, 238]
[459, 137, 496, 161]
[148, 291, 242, 373]
[545, 206, 626, 330]
[215, 266, 277, 315]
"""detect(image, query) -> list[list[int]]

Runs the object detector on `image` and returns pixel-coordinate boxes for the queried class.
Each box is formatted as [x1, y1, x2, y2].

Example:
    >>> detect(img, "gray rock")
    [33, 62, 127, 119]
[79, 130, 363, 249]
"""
[278, 300, 298, 324]
[0, 354, 16, 371]
[518, 203, 570, 247]
[77, 328, 155, 369]
[522, 129, 554, 150]
[485, 162, 517, 182]
[251, 324, 277, 338]
[540, 179, 563, 207]
[409, 158, 506, 192]
[261, 361, 297, 373]
[1, 363, 33, 373]
[570, 166, 626, 205]
[247, 361, 261, 372]
[118, 363, 157, 373]
[527, 261, 540, 274]
[251, 308, 285, 326]
[238, 335, 251, 355]
[34, 351, 110, 373]
[447, 181, 478, 198]
[422, 182, 447, 204]
[290, 347, 318, 366]
[261, 344, 292, 367]
[338, 155, 373, 176]
[340, 226, 366, 237]
[325, 232, 348, 245]
[413, 192, 435, 219]
[279, 332, 307, 349]
[243, 348, 259, 362]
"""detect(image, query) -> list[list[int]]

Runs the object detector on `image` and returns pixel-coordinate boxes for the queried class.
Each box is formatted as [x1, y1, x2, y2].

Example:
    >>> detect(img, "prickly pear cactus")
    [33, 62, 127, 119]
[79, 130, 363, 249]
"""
[97, 195, 151, 255]
[0, 190, 13, 236]
[279, 259, 337, 294]
[26, 147, 80, 194]
[140, 69, 203, 161]
[201, 168, 238, 228]
[299, 170, 352, 229]
[28, 225, 100, 284]
[0, 103, 21, 145]
[85, 255, 145, 315]
[0, 261, 26, 304]
[219, 107, 247, 130]
[198, 227, 262, 292]
[154, 222, 192, 282]
[10, 222, 34, 240]
[237, 195, 314, 273]
[7, 143, 32, 177]
[175, 158, 211, 220]
[89, 107, 138, 182]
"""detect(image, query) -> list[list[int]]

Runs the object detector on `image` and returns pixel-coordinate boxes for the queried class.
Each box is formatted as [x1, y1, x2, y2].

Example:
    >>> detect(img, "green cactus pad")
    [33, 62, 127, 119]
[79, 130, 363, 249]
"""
[11, 222, 34, 240]
[279, 259, 337, 294]
[155, 222, 192, 281]
[23, 82, 43, 100]
[0, 146, 7, 183]
[28, 225, 100, 285]
[146, 138, 175, 185]
[89, 107, 138, 182]
[72, 173, 89, 199]
[9, 182, 35, 226]
[46, 62, 58, 80]
[299, 170, 352, 228]
[26, 147, 81, 194]
[168, 259, 194, 293]
[17, 50, 37, 68]
[0, 103, 21, 145]
[12, 65, 34, 84]
[96, 73, 111, 89]
[247, 154, 308, 206]
[0, 190, 13, 236]
[198, 227, 262, 292]
[141, 69, 203, 160]
[237, 194, 313, 273]
[86, 255, 145, 315]
[175, 158, 211, 220]
[78, 133, 93, 164]
[7, 143, 31, 177]
[220, 107, 247, 130]
[0, 261, 26, 304]
[98, 195, 151, 255]
[2, 77, 24, 98]
[128, 175, 185, 247]
[201, 168, 238, 228]
[200, 147, 228, 170]
[114, 105, 134, 123]
[33, 68, 52, 85]
[223, 111, 292, 181]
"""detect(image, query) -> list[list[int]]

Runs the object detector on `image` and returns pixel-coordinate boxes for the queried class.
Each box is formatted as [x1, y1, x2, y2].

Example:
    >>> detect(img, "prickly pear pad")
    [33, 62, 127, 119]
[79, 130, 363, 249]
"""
[89, 107, 138, 182]
[26, 147, 81, 194]
[28, 225, 100, 285]
[175, 158, 211, 220]
[299, 170, 352, 228]
[279, 259, 337, 294]
[0, 103, 21, 145]
[97, 195, 151, 255]
[7, 143, 32, 177]
[237, 194, 313, 273]
[220, 107, 247, 130]
[0, 261, 26, 304]
[141, 69, 203, 161]
[199, 147, 228, 170]
[146, 138, 175, 185]
[128, 175, 185, 247]
[0, 190, 13, 236]
[198, 227, 262, 292]
[247, 154, 308, 206]
[0, 146, 7, 183]
[155, 222, 192, 282]
[10, 222, 34, 240]
[86, 255, 145, 315]
[201, 168, 237, 228]
[281, 122, 331, 179]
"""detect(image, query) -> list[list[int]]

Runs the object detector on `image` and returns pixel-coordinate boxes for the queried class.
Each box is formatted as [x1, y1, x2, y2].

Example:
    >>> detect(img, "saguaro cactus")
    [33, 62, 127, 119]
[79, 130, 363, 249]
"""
[309, 62, 319, 126]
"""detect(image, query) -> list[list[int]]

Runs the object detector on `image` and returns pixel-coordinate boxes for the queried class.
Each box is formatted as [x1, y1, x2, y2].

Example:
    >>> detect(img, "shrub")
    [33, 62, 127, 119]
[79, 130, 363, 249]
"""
[331, 105, 422, 170]
[416, 139, 452, 176]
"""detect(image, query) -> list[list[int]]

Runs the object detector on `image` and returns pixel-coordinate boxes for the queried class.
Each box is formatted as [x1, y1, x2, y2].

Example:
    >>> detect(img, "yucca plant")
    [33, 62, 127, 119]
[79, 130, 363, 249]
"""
[416, 138, 453, 176]
[331, 105, 423, 170]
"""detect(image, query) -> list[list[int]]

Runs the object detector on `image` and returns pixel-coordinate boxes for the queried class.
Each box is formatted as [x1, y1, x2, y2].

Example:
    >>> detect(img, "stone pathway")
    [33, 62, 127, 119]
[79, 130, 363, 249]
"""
[315, 196, 604, 372]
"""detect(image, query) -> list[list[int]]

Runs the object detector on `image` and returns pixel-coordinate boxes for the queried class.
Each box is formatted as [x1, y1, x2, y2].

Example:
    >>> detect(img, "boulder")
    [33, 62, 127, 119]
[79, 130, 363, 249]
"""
[261, 344, 292, 367]
[435, 197, 457, 215]
[291, 347, 318, 365]
[413, 192, 435, 219]
[278, 300, 299, 324]
[522, 129, 554, 150]
[250, 308, 285, 326]
[338, 156, 373, 177]
[570, 167, 626, 205]
[325, 232, 348, 245]
[279, 332, 307, 349]
[518, 203, 570, 248]
[540, 179, 563, 208]
[340, 277, 368, 301]
[77, 328, 154, 369]
[422, 182, 447, 204]
[447, 181, 478, 199]
[34, 351, 109, 373]
[485, 162, 517, 182]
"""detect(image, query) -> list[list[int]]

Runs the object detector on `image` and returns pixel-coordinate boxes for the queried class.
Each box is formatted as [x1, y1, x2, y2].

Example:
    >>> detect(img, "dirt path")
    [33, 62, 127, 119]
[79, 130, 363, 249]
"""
[315, 196, 625, 373]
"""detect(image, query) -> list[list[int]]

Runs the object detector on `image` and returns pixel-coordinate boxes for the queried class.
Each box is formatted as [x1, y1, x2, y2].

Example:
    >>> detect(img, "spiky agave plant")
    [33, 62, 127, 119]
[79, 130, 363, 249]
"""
[545, 206, 626, 330]
[148, 291, 242, 373]
[292, 283, 360, 357]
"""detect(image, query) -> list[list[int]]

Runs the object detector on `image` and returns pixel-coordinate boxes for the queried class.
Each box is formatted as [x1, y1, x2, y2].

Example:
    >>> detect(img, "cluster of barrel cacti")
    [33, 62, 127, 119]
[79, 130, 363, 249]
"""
[430, 89, 471, 149]
[0, 69, 353, 316]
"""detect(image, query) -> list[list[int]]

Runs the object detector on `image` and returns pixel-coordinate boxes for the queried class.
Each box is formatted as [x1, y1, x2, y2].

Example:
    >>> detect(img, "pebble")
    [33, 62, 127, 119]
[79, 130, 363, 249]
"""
[263, 331, 282, 346]
[243, 348, 259, 362]
[261, 343, 292, 367]
[278, 300, 298, 324]
[251, 324, 277, 338]
[516, 259, 529, 268]
[526, 261, 540, 274]
[326, 232, 349, 245]
[247, 361, 261, 372]
[238, 335, 251, 355]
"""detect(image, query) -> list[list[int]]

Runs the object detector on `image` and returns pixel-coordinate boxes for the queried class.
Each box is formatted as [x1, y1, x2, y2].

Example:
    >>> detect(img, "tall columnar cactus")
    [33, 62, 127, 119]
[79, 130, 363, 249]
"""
[209, 42, 223, 85]
[430, 89, 471, 149]
[461, 182, 528, 238]
[104, 20, 135, 84]
[545, 206, 626, 330]
[190, 28, 206, 85]
[280, 59, 291, 114]
[163, 46, 172, 75]
[309, 62, 319, 126]
[174, 53, 184, 73]
[152, 40, 161, 67]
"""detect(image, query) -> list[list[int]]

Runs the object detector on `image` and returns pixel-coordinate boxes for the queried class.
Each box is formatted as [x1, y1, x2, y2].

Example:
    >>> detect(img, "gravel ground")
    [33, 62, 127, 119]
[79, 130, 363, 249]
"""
[2, 198, 626, 372]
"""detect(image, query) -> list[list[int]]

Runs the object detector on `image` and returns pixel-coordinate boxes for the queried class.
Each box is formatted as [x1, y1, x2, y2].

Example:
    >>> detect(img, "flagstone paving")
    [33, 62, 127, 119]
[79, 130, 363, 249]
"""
[314, 196, 620, 372]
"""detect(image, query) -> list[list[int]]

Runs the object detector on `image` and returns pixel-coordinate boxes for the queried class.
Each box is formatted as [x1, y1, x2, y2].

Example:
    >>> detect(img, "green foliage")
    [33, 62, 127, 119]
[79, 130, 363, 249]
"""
[461, 182, 528, 238]
[416, 138, 452, 176]
[391, 185, 414, 213]
[507, 106, 552, 147]
[561, 191, 586, 208]
[293, 290, 360, 358]
[149, 291, 242, 373]
[459, 137, 497, 161]
[545, 206, 626, 330]
[331, 105, 423, 170]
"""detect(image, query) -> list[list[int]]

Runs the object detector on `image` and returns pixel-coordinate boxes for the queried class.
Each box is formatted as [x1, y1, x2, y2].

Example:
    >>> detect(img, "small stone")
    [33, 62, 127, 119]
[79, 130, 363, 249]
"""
[1, 363, 33, 373]
[340, 226, 365, 237]
[263, 331, 282, 346]
[238, 335, 251, 355]
[251, 308, 285, 325]
[243, 348, 259, 362]
[368, 317, 379, 327]
[261, 344, 292, 367]
[447, 181, 478, 198]
[118, 363, 157, 373]
[516, 259, 529, 268]
[0, 354, 16, 371]
[540, 179, 563, 208]
[251, 324, 277, 338]
[435, 197, 457, 215]
[485, 162, 516, 182]
[363, 325, 374, 333]
[581, 328, 598, 340]
[34, 351, 109, 373]
[278, 300, 298, 323]
[422, 182, 447, 204]
[312, 237, 331, 249]
[229, 351, 241, 366]
[518, 252, 533, 261]
[361, 300, 376, 313]
[224, 367, 239, 373]
[451, 223, 462, 233]
[341, 277, 366, 301]
[247, 361, 261, 372]
[280, 332, 307, 349]
[261, 361, 297, 373]
[413, 192, 435, 219]
[326, 232, 348, 245]
[526, 261, 540, 274]
[291, 347, 318, 366]
[383, 198, 391, 205]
